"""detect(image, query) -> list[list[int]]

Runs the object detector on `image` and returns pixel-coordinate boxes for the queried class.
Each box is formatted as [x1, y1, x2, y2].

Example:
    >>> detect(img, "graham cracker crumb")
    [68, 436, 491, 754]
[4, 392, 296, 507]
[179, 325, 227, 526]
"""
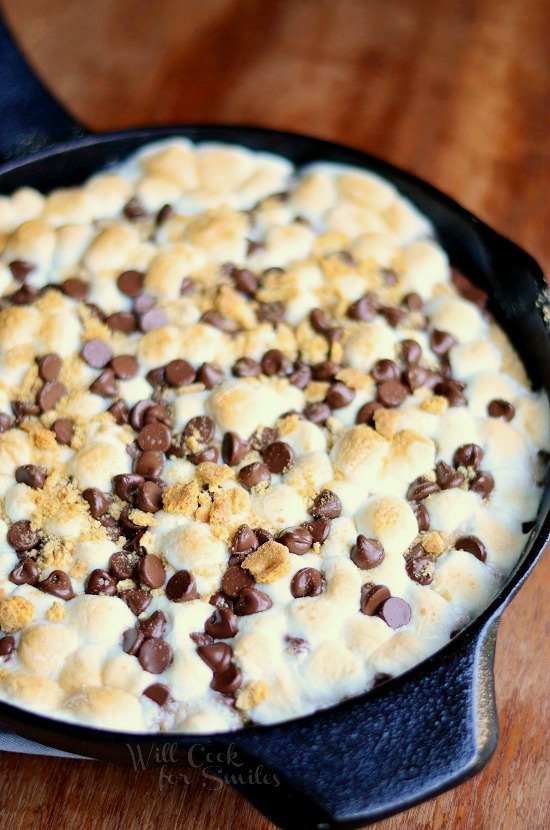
[162, 480, 200, 515]
[0, 596, 35, 633]
[196, 462, 235, 487]
[242, 541, 291, 583]
[236, 679, 269, 711]
[422, 531, 446, 556]
[373, 408, 400, 439]
[129, 509, 157, 527]
[421, 396, 448, 415]
[45, 602, 66, 623]
[335, 367, 371, 389]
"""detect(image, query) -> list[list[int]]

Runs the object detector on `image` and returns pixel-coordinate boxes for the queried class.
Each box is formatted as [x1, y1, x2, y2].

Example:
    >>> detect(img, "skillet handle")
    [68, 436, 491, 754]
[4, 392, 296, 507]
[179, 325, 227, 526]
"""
[221, 618, 501, 830]
[0, 15, 85, 162]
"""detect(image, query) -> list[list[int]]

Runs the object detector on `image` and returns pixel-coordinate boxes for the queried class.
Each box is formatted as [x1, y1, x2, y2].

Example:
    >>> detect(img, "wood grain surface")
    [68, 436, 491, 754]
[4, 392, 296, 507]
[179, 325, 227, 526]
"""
[0, 1, 549, 828]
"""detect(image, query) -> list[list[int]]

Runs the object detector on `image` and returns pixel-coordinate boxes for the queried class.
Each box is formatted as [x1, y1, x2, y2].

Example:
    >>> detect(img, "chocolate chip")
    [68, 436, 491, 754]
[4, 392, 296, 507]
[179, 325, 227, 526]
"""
[361, 583, 391, 615]
[254, 528, 274, 546]
[7, 520, 40, 551]
[117, 270, 144, 297]
[10, 556, 39, 586]
[184, 416, 215, 444]
[82, 488, 110, 519]
[379, 596, 411, 629]
[135, 450, 164, 478]
[142, 307, 169, 332]
[15, 465, 46, 490]
[404, 292, 423, 310]
[0, 413, 14, 432]
[164, 359, 195, 387]
[9, 260, 35, 281]
[190, 632, 214, 648]
[198, 642, 233, 673]
[413, 502, 431, 532]
[120, 589, 152, 616]
[139, 554, 165, 589]
[61, 278, 89, 299]
[189, 446, 219, 465]
[39, 570, 74, 600]
[356, 400, 383, 425]
[145, 403, 173, 428]
[106, 312, 137, 334]
[211, 662, 243, 693]
[108, 399, 129, 425]
[230, 525, 258, 556]
[166, 570, 197, 603]
[37, 380, 67, 411]
[288, 361, 312, 389]
[377, 380, 408, 408]
[52, 417, 74, 445]
[456, 535, 487, 562]
[311, 360, 339, 381]
[86, 569, 117, 596]
[81, 338, 113, 369]
[380, 267, 398, 285]
[113, 473, 144, 502]
[434, 379, 467, 407]
[123, 198, 146, 221]
[302, 518, 331, 544]
[10, 285, 40, 305]
[37, 353, 61, 382]
[145, 367, 165, 389]
[348, 295, 377, 321]
[133, 293, 156, 313]
[381, 306, 406, 327]
[196, 362, 224, 388]
[130, 399, 154, 430]
[403, 364, 429, 391]
[122, 628, 144, 656]
[138, 638, 173, 674]
[261, 441, 295, 474]
[405, 546, 434, 585]
[138, 422, 171, 453]
[136, 481, 163, 513]
[261, 349, 290, 376]
[12, 401, 40, 424]
[234, 587, 273, 615]
[157, 203, 175, 224]
[250, 426, 278, 452]
[200, 309, 226, 330]
[0, 635, 15, 658]
[470, 471, 494, 498]
[279, 526, 313, 554]
[110, 551, 134, 580]
[143, 683, 173, 706]
[407, 477, 441, 501]
[221, 566, 255, 599]
[111, 355, 139, 380]
[205, 607, 238, 639]
[90, 369, 118, 398]
[231, 268, 258, 295]
[233, 357, 261, 378]
[453, 443, 484, 469]
[311, 489, 341, 519]
[430, 329, 456, 356]
[435, 460, 465, 490]
[401, 339, 422, 364]
[372, 359, 400, 383]
[487, 399, 515, 421]
[257, 301, 285, 324]
[139, 610, 167, 639]
[304, 402, 332, 425]
[352, 536, 385, 570]
[325, 381, 355, 410]
[290, 568, 323, 598]
[238, 462, 271, 490]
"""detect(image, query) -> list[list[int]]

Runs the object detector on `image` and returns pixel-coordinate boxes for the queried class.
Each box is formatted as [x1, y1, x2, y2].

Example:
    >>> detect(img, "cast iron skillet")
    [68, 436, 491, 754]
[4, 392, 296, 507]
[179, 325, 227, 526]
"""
[0, 17, 549, 830]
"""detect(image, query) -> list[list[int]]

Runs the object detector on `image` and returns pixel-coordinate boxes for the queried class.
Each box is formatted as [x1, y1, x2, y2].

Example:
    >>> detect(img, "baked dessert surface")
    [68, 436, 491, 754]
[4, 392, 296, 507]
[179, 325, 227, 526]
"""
[0, 139, 546, 733]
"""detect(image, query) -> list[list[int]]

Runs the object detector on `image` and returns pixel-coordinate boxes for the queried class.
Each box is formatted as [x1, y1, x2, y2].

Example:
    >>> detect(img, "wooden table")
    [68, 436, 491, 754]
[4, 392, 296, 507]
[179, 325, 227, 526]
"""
[0, 1, 548, 828]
